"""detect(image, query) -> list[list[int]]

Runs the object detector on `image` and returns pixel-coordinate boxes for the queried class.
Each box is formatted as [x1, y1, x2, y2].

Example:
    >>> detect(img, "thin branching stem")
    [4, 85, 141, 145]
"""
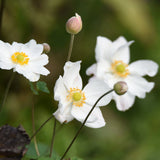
[49, 118, 57, 157]
[0, 72, 15, 112]
[60, 89, 114, 160]
[31, 115, 54, 140]
[0, 0, 5, 38]
[66, 34, 75, 61]
[32, 101, 40, 156]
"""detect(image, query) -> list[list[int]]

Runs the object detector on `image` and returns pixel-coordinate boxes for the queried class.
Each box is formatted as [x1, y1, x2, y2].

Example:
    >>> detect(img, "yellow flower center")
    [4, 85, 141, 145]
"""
[11, 52, 29, 65]
[72, 92, 82, 101]
[67, 88, 86, 107]
[111, 60, 129, 78]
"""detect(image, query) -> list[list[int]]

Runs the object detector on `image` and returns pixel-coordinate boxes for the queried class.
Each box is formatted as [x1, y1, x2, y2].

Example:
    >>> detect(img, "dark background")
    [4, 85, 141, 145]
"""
[0, 0, 160, 159]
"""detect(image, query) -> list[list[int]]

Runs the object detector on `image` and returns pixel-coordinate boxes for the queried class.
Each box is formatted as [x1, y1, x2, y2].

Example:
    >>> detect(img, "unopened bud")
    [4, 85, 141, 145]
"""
[43, 43, 50, 53]
[114, 81, 128, 95]
[66, 13, 82, 35]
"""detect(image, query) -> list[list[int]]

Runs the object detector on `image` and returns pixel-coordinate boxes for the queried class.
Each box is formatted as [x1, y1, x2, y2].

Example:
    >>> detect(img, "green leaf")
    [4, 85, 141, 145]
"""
[24, 142, 48, 159]
[24, 142, 60, 160]
[29, 82, 39, 95]
[36, 81, 50, 94]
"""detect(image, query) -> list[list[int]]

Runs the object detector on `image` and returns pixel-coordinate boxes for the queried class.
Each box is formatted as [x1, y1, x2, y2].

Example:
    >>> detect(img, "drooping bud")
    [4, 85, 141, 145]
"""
[114, 81, 128, 95]
[66, 13, 82, 35]
[43, 43, 51, 53]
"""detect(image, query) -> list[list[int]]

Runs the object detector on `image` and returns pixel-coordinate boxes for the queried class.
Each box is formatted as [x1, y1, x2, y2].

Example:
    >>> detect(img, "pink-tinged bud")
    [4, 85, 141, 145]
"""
[43, 43, 51, 53]
[114, 81, 128, 95]
[66, 13, 82, 34]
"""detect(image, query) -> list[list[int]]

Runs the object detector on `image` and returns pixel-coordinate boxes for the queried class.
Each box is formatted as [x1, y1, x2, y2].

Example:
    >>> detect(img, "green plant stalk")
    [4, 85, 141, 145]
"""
[0, 0, 5, 37]
[66, 34, 75, 61]
[32, 102, 40, 156]
[31, 115, 54, 140]
[0, 72, 15, 112]
[60, 89, 114, 160]
[49, 118, 57, 157]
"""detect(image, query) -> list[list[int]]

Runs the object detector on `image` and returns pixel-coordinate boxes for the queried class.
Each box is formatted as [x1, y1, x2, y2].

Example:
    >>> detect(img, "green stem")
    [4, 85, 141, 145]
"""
[0, 0, 5, 38]
[49, 118, 57, 157]
[60, 89, 114, 160]
[0, 72, 15, 112]
[30, 115, 54, 140]
[66, 34, 75, 61]
[32, 101, 40, 156]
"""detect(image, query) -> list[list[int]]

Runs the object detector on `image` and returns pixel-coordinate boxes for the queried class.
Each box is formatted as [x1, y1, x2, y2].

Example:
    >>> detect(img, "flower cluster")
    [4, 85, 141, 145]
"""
[0, 12, 159, 160]
[53, 36, 158, 127]
[0, 14, 158, 129]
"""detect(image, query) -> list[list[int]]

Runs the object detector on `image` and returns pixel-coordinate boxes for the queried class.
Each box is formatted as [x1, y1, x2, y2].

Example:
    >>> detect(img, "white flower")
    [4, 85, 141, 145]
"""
[0, 39, 50, 82]
[53, 61, 112, 128]
[86, 36, 158, 111]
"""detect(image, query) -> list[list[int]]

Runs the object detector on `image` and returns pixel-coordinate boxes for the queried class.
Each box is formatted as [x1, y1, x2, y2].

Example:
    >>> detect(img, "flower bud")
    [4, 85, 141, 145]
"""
[114, 81, 128, 95]
[43, 43, 51, 53]
[66, 13, 82, 34]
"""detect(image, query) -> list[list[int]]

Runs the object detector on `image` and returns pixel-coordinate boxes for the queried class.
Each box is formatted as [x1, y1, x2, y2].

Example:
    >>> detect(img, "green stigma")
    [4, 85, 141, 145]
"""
[16, 54, 24, 62]
[72, 92, 82, 101]
[116, 64, 126, 73]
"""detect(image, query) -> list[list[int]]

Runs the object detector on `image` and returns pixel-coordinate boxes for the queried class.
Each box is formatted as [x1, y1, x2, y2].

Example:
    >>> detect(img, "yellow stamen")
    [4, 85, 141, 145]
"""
[11, 52, 29, 65]
[66, 88, 86, 107]
[111, 60, 129, 78]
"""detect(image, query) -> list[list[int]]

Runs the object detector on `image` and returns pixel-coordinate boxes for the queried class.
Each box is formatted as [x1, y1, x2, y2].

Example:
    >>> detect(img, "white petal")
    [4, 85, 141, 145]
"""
[29, 54, 50, 75]
[53, 105, 74, 124]
[0, 40, 12, 57]
[85, 108, 106, 128]
[63, 61, 82, 89]
[72, 104, 105, 128]
[126, 75, 154, 98]
[54, 77, 72, 118]
[25, 39, 37, 47]
[31, 54, 49, 66]
[71, 103, 101, 123]
[0, 62, 14, 70]
[112, 36, 129, 49]
[12, 42, 24, 53]
[83, 79, 112, 106]
[54, 76, 69, 107]
[95, 36, 112, 62]
[30, 66, 50, 75]
[94, 62, 123, 88]
[112, 40, 134, 64]
[0, 41, 14, 68]
[96, 60, 111, 78]
[128, 60, 159, 77]
[86, 63, 97, 76]
[113, 92, 135, 111]
[22, 39, 43, 57]
[14, 66, 40, 82]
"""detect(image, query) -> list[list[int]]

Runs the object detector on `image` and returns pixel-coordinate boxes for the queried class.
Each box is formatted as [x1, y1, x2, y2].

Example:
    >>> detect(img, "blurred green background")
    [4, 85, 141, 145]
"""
[0, 0, 160, 160]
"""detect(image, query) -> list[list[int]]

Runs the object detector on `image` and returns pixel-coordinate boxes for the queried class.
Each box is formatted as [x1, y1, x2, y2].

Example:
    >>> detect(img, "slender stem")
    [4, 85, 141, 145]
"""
[0, 72, 15, 112]
[66, 34, 75, 61]
[49, 118, 57, 157]
[0, 0, 5, 38]
[32, 101, 40, 156]
[60, 89, 114, 160]
[30, 115, 54, 140]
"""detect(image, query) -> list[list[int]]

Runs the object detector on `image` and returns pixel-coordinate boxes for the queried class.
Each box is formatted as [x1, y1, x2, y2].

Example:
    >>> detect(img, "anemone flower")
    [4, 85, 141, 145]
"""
[54, 61, 112, 128]
[0, 39, 50, 82]
[86, 36, 158, 111]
